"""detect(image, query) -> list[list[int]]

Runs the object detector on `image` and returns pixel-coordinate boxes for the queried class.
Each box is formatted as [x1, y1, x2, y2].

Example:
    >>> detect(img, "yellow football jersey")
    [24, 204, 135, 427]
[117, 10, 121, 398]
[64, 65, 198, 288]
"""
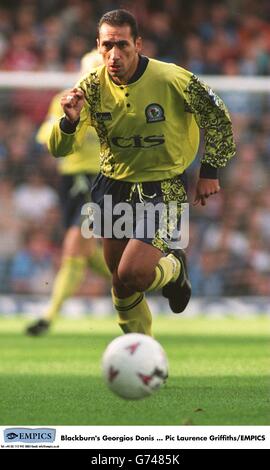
[49, 57, 235, 182]
[37, 92, 100, 174]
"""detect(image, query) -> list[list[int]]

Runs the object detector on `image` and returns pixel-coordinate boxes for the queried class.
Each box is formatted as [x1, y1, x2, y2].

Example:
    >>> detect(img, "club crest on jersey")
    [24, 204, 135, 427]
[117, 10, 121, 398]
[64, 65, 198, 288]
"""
[145, 103, 165, 123]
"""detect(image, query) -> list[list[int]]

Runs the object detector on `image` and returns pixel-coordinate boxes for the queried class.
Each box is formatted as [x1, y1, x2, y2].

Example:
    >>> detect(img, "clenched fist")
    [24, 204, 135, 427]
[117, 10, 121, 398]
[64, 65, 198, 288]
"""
[61, 88, 85, 124]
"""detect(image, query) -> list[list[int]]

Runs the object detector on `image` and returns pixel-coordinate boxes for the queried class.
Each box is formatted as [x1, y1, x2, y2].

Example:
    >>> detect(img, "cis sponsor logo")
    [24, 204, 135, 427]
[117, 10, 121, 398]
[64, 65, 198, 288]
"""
[4, 428, 56, 443]
[111, 134, 165, 148]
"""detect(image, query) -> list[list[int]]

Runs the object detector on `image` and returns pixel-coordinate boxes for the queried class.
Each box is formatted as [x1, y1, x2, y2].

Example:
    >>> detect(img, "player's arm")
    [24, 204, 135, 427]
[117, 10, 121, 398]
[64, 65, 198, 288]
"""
[48, 87, 88, 157]
[184, 75, 236, 205]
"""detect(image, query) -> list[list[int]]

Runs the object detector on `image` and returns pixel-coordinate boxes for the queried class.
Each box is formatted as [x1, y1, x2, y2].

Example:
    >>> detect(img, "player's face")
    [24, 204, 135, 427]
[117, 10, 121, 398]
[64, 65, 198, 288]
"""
[97, 23, 142, 84]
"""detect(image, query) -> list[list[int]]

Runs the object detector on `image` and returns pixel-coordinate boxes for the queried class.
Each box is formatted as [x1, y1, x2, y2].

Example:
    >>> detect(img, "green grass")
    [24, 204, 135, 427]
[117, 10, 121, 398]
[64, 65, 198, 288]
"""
[0, 316, 269, 425]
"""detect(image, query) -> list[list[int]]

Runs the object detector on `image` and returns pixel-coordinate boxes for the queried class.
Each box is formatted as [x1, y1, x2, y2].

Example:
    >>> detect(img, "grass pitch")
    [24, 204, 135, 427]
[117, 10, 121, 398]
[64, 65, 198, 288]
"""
[0, 315, 269, 425]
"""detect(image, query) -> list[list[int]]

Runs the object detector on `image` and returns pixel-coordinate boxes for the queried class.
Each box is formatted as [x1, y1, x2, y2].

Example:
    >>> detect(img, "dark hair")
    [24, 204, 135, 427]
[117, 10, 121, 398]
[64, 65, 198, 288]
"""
[98, 9, 139, 40]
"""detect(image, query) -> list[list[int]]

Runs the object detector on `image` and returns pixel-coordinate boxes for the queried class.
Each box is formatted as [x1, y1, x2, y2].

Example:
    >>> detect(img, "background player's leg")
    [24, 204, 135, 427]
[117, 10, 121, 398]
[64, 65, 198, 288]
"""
[88, 244, 111, 278]
[44, 227, 93, 321]
[26, 227, 97, 335]
[44, 222, 110, 322]
[103, 239, 153, 336]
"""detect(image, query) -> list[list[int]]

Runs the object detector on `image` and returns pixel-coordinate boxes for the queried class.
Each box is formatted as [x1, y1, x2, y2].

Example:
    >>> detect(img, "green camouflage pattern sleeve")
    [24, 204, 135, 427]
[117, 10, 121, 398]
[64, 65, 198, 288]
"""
[184, 75, 236, 168]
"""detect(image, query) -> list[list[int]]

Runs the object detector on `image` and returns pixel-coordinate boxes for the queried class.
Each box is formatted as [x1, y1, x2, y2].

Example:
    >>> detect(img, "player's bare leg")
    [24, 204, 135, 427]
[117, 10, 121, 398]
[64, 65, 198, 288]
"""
[117, 239, 163, 292]
[107, 238, 191, 318]
[103, 238, 153, 336]
[103, 238, 131, 297]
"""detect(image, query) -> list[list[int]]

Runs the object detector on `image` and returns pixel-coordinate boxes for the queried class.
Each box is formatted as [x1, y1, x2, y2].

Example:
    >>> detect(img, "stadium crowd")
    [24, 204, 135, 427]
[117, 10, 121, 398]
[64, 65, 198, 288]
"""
[1, 0, 270, 74]
[0, 0, 269, 297]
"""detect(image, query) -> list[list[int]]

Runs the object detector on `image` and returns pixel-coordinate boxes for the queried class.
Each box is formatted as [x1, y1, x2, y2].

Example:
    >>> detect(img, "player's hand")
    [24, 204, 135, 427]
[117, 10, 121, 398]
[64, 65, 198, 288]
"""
[61, 88, 85, 123]
[193, 178, 220, 206]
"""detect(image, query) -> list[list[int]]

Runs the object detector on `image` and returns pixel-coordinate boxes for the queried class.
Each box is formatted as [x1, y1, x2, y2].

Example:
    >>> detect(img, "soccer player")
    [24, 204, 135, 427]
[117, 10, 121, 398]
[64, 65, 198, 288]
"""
[48, 10, 236, 337]
[26, 50, 110, 336]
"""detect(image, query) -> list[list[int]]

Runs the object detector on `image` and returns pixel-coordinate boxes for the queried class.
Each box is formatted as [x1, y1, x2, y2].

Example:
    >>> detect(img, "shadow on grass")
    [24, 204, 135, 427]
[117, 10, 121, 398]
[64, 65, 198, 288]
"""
[1, 325, 269, 425]
[1, 332, 269, 346]
[0, 372, 269, 426]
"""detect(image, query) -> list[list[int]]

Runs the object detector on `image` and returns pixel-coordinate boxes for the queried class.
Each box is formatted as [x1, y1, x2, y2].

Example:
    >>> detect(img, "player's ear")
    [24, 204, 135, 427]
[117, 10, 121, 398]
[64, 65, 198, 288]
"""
[135, 36, 142, 53]
[96, 37, 100, 52]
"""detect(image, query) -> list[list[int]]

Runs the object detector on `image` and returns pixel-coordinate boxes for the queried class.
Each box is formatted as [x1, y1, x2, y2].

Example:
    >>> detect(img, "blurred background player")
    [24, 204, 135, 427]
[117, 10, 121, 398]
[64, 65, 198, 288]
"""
[26, 49, 110, 336]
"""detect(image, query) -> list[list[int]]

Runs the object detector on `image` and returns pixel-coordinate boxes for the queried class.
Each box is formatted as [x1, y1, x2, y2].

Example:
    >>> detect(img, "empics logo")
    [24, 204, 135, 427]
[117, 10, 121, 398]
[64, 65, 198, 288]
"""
[5, 432, 19, 440]
[4, 428, 56, 443]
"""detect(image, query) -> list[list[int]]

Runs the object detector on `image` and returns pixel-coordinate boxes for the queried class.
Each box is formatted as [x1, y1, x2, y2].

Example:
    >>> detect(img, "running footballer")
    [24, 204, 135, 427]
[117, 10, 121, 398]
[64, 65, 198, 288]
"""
[48, 9, 236, 336]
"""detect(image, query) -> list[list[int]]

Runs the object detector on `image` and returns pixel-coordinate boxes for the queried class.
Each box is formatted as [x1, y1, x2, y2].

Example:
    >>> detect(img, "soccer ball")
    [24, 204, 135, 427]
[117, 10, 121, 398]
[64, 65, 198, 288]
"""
[102, 333, 168, 400]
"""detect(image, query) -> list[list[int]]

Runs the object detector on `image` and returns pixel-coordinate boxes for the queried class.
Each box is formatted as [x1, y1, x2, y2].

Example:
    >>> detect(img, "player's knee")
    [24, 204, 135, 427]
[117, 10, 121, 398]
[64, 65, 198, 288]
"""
[118, 264, 153, 292]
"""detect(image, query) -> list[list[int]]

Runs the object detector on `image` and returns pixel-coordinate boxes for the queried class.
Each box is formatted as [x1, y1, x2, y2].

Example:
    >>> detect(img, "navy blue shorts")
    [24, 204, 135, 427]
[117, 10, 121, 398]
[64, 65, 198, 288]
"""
[59, 173, 96, 229]
[90, 173, 188, 253]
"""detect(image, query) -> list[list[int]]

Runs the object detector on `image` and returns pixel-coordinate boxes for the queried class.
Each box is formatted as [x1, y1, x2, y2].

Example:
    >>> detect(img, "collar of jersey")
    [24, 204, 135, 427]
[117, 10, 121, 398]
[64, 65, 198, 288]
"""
[108, 55, 149, 86]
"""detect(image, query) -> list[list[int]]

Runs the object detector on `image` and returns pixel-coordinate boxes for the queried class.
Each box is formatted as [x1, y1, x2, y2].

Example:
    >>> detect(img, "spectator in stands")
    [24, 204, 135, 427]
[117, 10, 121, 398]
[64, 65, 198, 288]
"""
[10, 230, 57, 294]
[14, 169, 59, 222]
[0, 178, 23, 292]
